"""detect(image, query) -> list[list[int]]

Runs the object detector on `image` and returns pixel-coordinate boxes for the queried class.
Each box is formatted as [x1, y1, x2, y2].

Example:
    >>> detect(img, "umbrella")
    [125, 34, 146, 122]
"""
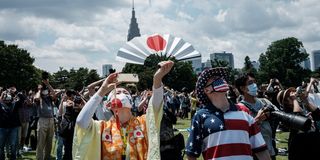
[116, 33, 201, 64]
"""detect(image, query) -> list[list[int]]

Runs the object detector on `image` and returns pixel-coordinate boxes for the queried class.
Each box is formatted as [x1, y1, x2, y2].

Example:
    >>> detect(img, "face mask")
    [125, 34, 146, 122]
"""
[208, 78, 229, 93]
[247, 83, 258, 97]
[4, 94, 12, 101]
[42, 90, 49, 96]
[108, 93, 133, 109]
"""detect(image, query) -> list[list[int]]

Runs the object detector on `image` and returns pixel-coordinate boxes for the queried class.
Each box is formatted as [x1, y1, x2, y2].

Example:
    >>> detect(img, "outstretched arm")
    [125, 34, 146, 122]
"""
[151, 61, 174, 111]
[76, 73, 117, 129]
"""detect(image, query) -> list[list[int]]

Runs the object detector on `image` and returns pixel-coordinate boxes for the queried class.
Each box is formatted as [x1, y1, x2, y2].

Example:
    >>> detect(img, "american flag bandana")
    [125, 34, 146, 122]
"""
[211, 78, 229, 92]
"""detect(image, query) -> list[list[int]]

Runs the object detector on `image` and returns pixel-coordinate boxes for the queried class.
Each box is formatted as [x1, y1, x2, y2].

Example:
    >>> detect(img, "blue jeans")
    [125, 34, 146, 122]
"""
[56, 135, 63, 160]
[0, 127, 19, 160]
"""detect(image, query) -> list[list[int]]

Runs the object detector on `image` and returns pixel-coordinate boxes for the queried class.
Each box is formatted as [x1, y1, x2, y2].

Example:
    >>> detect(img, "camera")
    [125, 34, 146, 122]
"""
[74, 96, 82, 104]
[265, 105, 312, 132]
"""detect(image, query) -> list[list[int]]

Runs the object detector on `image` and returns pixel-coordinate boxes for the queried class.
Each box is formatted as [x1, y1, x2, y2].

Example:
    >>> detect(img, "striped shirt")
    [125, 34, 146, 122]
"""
[186, 103, 267, 160]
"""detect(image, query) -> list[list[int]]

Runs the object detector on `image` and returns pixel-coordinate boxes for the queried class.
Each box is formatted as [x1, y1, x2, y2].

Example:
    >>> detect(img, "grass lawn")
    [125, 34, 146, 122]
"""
[17, 116, 289, 160]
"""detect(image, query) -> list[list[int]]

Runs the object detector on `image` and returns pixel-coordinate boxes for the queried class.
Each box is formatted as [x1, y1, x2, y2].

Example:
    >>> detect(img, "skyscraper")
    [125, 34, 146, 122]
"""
[311, 50, 320, 71]
[102, 64, 113, 77]
[127, 0, 141, 41]
[183, 58, 202, 74]
[210, 52, 234, 68]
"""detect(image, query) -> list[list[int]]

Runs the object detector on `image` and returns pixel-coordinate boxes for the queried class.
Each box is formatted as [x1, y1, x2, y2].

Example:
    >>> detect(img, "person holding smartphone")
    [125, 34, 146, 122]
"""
[74, 61, 174, 160]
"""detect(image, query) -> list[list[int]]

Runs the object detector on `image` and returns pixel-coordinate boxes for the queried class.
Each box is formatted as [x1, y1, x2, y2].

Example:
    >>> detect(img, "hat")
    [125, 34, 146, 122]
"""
[277, 87, 296, 106]
[196, 67, 228, 105]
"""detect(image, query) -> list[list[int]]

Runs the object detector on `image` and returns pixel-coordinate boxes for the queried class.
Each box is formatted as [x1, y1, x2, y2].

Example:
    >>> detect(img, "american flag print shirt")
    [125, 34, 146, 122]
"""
[185, 103, 267, 160]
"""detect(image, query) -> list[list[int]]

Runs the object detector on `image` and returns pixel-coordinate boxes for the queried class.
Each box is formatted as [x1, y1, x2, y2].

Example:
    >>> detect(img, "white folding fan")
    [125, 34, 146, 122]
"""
[116, 33, 201, 64]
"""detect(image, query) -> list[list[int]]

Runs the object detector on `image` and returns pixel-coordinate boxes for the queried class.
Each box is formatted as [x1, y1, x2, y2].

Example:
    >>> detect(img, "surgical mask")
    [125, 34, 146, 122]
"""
[41, 90, 49, 95]
[247, 83, 258, 97]
[4, 94, 12, 101]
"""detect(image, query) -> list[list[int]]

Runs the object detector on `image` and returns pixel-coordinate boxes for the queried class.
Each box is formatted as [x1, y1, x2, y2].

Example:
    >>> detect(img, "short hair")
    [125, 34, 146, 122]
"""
[235, 73, 255, 95]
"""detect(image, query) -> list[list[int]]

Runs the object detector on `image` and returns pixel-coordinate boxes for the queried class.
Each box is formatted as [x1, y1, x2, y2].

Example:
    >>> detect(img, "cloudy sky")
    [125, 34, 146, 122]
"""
[1, 0, 320, 75]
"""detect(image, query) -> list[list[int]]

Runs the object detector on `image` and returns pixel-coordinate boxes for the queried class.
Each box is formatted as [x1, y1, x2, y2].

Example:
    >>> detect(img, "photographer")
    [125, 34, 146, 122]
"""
[0, 89, 20, 160]
[277, 87, 320, 160]
[59, 91, 84, 160]
[235, 73, 276, 160]
[34, 72, 58, 160]
[306, 77, 320, 108]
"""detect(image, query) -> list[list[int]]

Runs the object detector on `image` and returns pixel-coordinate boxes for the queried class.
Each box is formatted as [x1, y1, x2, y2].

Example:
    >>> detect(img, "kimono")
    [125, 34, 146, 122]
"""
[73, 95, 163, 160]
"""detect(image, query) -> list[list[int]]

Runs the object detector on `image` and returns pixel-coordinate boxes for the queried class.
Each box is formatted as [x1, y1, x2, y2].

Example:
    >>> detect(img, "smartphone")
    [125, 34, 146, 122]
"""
[117, 73, 139, 83]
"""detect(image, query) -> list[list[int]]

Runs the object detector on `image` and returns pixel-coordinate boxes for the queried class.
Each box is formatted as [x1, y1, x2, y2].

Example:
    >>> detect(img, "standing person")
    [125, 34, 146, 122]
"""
[306, 77, 320, 107]
[179, 87, 190, 119]
[235, 73, 276, 160]
[16, 91, 31, 157]
[34, 72, 57, 160]
[59, 94, 84, 160]
[0, 90, 20, 160]
[74, 61, 174, 159]
[186, 68, 270, 160]
[189, 91, 198, 119]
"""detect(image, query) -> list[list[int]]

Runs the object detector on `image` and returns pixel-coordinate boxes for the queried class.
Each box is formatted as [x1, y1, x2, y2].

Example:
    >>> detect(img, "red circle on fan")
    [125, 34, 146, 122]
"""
[137, 132, 141, 136]
[147, 35, 166, 51]
[105, 135, 110, 139]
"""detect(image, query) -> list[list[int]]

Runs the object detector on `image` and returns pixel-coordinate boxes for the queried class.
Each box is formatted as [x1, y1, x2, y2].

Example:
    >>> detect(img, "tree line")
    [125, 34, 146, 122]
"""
[1, 37, 319, 91]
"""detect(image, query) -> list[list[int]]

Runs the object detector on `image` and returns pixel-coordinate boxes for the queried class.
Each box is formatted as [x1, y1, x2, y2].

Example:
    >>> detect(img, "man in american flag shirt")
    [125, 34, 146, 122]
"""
[186, 67, 271, 160]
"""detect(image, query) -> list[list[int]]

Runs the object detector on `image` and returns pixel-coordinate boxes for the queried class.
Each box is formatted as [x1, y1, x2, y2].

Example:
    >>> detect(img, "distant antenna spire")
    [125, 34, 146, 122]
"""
[127, 0, 141, 41]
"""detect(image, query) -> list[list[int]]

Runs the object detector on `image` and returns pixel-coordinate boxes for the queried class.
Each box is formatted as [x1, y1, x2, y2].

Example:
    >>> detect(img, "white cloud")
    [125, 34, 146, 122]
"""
[1, 0, 320, 75]
[215, 9, 228, 22]
[177, 11, 194, 21]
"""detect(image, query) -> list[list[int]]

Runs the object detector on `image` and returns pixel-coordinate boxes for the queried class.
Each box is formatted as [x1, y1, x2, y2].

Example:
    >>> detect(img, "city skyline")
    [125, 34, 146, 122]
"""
[1, 0, 319, 75]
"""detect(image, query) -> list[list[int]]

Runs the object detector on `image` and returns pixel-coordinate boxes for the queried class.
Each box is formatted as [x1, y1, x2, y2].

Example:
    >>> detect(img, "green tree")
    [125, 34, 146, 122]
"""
[211, 59, 229, 68]
[0, 40, 41, 90]
[122, 54, 197, 91]
[258, 37, 309, 86]
[210, 58, 239, 84]
[242, 56, 258, 76]
[51, 67, 100, 91]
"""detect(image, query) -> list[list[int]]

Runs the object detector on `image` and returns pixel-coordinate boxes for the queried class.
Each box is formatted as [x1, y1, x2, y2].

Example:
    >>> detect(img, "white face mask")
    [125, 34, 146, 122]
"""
[107, 91, 133, 109]
[41, 90, 49, 96]
[247, 83, 258, 97]
[4, 94, 12, 101]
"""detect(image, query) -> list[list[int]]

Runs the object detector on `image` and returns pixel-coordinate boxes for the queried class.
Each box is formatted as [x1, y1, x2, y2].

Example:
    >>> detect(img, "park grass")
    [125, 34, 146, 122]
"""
[18, 115, 289, 160]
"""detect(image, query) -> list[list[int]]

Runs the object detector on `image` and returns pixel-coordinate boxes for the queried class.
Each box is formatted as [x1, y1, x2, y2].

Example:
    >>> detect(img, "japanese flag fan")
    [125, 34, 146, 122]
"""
[116, 33, 201, 64]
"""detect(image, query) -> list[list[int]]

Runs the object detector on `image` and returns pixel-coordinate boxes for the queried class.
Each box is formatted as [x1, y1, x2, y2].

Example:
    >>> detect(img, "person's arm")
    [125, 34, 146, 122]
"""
[138, 92, 148, 112]
[76, 73, 117, 129]
[266, 79, 274, 93]
[151, 61, 174, 111]
[306, 77, 317, 94]
[255, 150, 271, 160]
[58, 94, 67, 116]
[34, 90, 41, 102]
[87, 78, 105, 97]
[276, 79, 284, 90]
[290, 92, 303, 113]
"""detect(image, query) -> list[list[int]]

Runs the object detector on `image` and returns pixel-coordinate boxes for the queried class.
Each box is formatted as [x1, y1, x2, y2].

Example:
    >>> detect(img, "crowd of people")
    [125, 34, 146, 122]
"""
[1, 61, 320, 160]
